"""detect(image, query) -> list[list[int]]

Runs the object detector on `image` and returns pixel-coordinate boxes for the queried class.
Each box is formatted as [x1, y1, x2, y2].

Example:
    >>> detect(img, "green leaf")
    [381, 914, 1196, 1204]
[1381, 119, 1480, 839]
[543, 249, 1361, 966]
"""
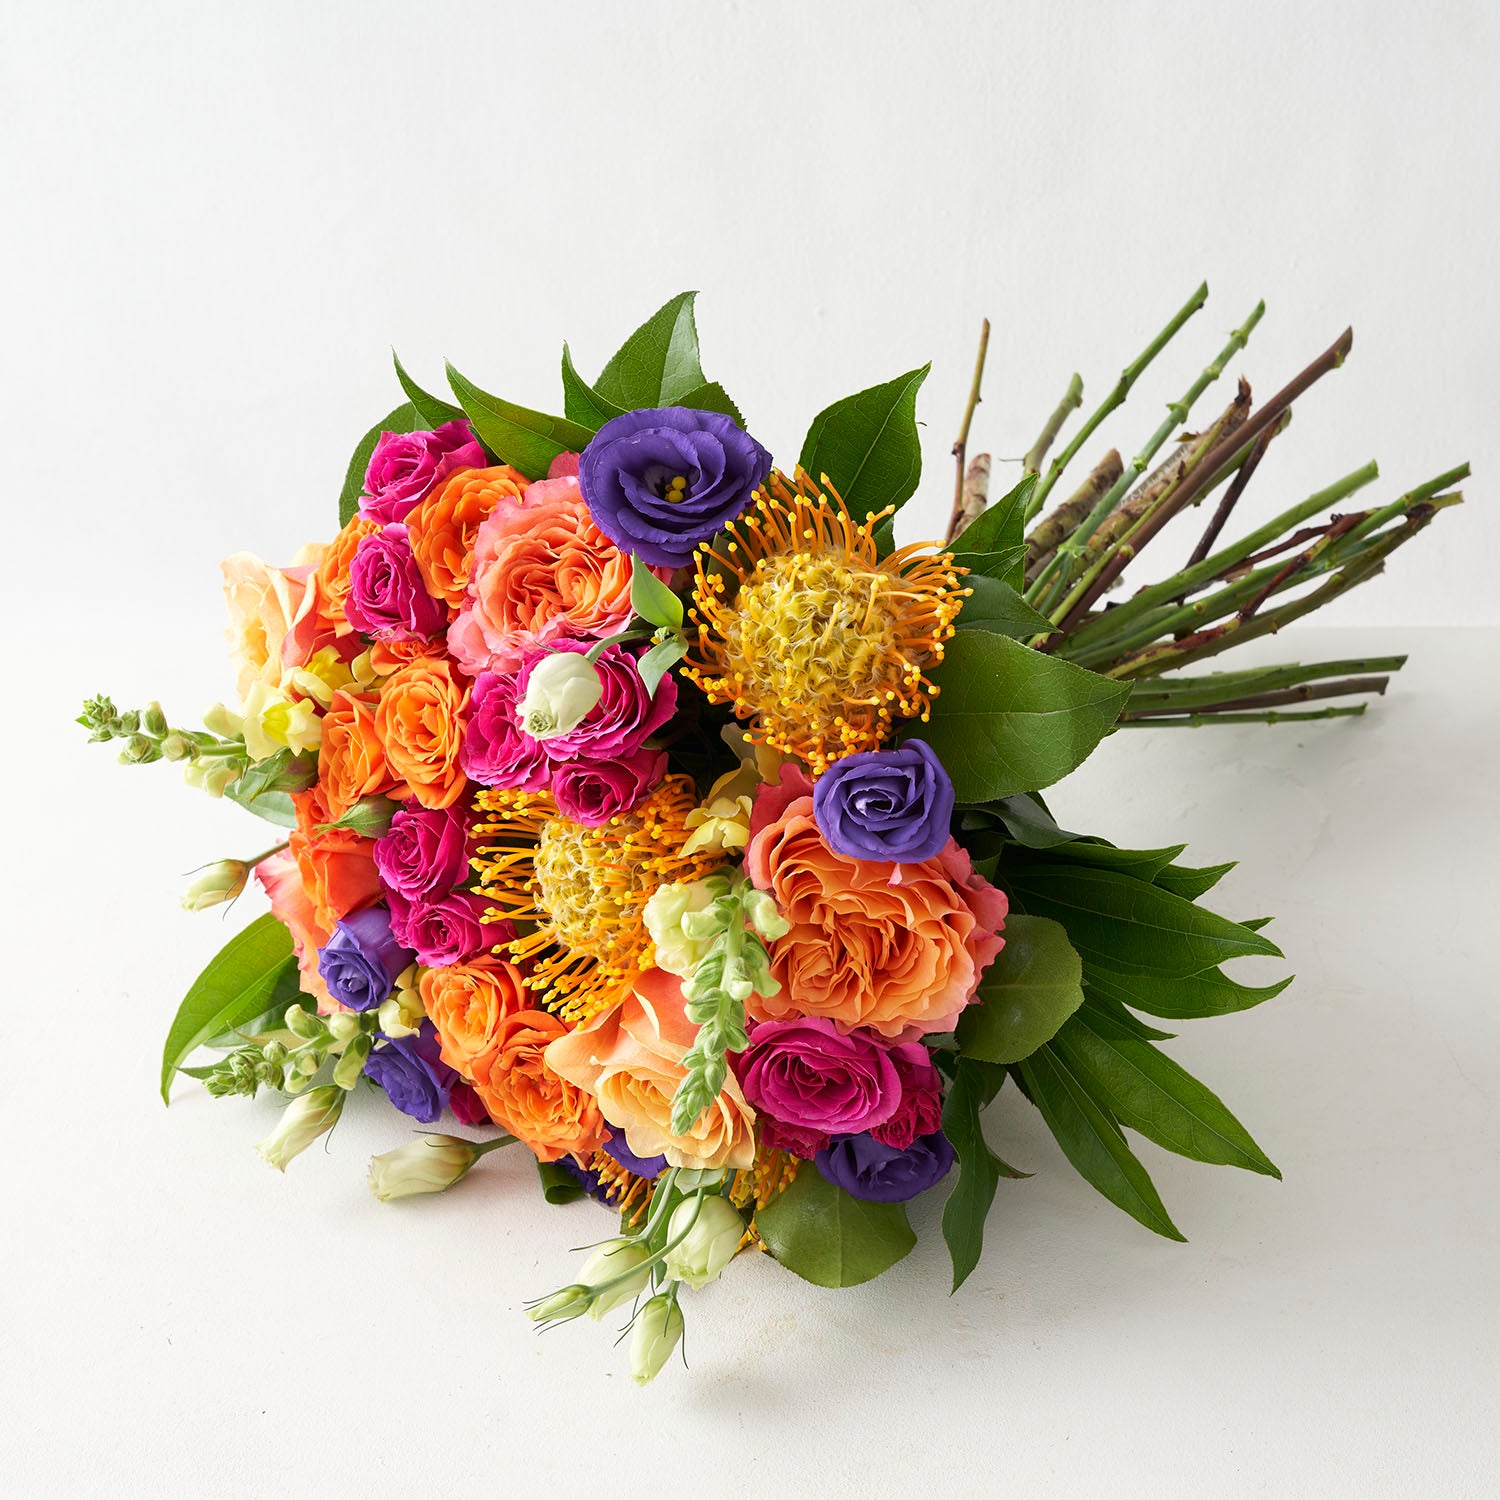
[392, 351, 465, 427]
[1154, 859, 1238, 901]
[949, 545, 1028, 583]
[560, 342, 626, 431]
[1077, 988, 1176, 1042]
[755, 1164, 917, 1287]
[630, 555, 684, 629]
[1083, 963, 1293, 1021]
[956, 575, 1056, 640]
[941, 1060, 1029, 1291]
[225, 787, 298, 829]
[231, 748, 318, 804]
[446, 363, 596, 480]
[338, 402, 423, 526]
[1002, 863, 1282, 978]
[161, 915, 297, 1104]
[637, 635, 688, 696]
[316, 795, 400, 838]
[957, 914, 1085, 1064]
[950, 476, 1035, 591]
[535, 1159, 587, 1205]
[907, 631, 1130, 802]
[798, 364, 930, 516]
[672, 380, 745, 425]
[988, 792, 1081, 849]
[594, 291, 707, 409]
[1053, 1013, 1280, 1177]
[1024, 839, 1188, 883]
[1014, 1046, 1186, 1240]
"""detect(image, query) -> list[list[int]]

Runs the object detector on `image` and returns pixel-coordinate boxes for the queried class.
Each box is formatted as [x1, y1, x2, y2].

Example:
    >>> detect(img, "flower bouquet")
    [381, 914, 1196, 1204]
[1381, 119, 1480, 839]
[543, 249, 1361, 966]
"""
[82, 291, 1464, 1383]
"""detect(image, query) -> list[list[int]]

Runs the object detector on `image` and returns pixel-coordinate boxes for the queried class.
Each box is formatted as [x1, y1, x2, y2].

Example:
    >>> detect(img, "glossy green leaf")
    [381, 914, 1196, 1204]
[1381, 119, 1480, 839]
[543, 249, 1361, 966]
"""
[446, 363, 596, 480]
[956, 575, 1056, 640]
[798, 363, 930, 515]
[950, 475, 1035, 590]
[672, 380, 745, 424]
[1054, 1013, 1280, 1177]
[949, 545, 1029, 584]
[392, 351, 465, 427]
[1077, 988, 1176, 1042]
[1003, 863, 1282, 978]
[161, 915, 298, 1104]
[230, 748, 318, 805]
[1153, 859, 1238, 901]
[987, 792, 1081, 849]
[1017, 839, 1187, 883]
[560, 341, 626, 431]
[224, 785, 298, 829]
[338, 402, 422, 525]
[1083, 962, 1293, 1020]
[594, 291, 706, 409]
[316, 795, 400, 838]
[957, 915, 1085, 1064]
[755, 1163, 917, 1287]
[908, 631, 1130, 802]
[941, 1060, 1029, 1291]
[630, 555, 684, 629]
[1014, 1046, 1186, 1240]
[637, 635, 688, 696]
[535, 1159, 587, 1205]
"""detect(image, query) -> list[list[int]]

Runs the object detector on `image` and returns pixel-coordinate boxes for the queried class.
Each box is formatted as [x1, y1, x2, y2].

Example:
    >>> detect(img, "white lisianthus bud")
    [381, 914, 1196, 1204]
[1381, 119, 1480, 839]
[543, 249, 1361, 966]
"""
[630, 1294, 685, 1385]
[527, 1284, 594, 1325]
[579, 1238, 654, 1319]
[180, 859, 250, 912]
[367, 1135, 478, 1201]
[515, 652, 604, 739]
[662, 1194, 744, 1290]
[254, 1085, 344, 1171]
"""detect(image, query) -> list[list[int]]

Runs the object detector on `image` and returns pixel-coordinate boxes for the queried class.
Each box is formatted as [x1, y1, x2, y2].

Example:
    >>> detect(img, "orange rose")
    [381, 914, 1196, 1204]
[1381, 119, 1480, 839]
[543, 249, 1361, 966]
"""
[375, 656, 470, 809]
[472, 1009, 606, 1163]
[420, 956, 530, 1077]
[318, 688, 408, 820]
[446, 475, 636, 672]
[544, 970, 757, 1171]
[743, 770, 1008, 1038]
[254, 849, 335, 1012]
[316, 515, 380, 635]
[289, 788, 383, 933]
[406, 465, 528, 612]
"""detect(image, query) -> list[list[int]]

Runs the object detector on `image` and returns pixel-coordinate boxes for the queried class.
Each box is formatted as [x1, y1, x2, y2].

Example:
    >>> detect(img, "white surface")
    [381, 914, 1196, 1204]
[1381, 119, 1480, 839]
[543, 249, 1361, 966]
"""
[5, 626, 1498, 1498]
[5, 2, 1498, 1495]
[2, 0, 1496, 632]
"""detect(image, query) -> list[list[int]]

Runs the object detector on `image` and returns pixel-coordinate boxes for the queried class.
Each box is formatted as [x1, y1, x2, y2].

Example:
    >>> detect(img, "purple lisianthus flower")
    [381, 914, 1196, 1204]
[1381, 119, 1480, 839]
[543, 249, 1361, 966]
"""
[815, 1130, 956, 1203]
[316, 905, 412, 1012]
[601, 1126, 667, 1180]
[363, 1021, 455, 1124]
[361, 419, 486, 524]
[578, 406, 772, 568]
[387, 885, 494, 967]
[461, 670, 551, 790]
[344, 524, 448, 641]
[373, 804, 471, 903]
[812, 741, 956, 864]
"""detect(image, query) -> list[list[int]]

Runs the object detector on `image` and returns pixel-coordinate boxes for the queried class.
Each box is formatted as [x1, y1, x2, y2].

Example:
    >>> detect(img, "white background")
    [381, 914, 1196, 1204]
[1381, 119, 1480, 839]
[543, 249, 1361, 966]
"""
[3, 4, 1497, 1497]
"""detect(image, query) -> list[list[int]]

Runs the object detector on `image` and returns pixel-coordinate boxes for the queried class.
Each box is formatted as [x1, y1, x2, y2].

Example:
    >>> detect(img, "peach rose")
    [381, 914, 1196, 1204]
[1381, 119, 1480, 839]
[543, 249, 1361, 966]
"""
[420, 956, 530, 1077]
[544, 970, 757, 1171]
[222, 552, 319, 702]
[405, 465, 528, 612]
[744, 767, 1007, 1037]
[446, 475, 636, 673]
[472, 1010, 606, 1163]
[289, 788, 383, 934]
[375, 656, 470, 809]
[254, 848, 335, 1013]
[318, 688, 408, 820]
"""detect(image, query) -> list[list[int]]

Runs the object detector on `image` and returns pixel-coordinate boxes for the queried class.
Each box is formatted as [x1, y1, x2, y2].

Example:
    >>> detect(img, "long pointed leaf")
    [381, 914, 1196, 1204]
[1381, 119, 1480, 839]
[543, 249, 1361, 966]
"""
[798, 363, 930, 514]
[446, 363, 595, 480]
[594, 291, 706, 408]
[942, 1061, 1029, 1291]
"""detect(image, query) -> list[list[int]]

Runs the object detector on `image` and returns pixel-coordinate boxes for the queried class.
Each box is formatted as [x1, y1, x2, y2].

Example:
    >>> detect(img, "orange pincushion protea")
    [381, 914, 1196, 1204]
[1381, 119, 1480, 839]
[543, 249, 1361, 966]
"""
[471, 777, 721, 1024]
[683, 470, 968, 775]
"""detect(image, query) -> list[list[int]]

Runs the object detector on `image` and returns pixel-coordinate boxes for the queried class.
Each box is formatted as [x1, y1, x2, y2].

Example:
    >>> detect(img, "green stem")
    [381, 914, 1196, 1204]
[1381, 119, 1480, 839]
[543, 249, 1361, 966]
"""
[1116, 705, 1368, 727]
[1121, 675, 1392, 719]
[1022, 371, 1083, 480]
[245, 840, 290, 867]
[946, 318, 992, 542]
[472, 1134, 520, 1157]
[1120, 656, 1408, 710]
[1024, 282, 1209, 521]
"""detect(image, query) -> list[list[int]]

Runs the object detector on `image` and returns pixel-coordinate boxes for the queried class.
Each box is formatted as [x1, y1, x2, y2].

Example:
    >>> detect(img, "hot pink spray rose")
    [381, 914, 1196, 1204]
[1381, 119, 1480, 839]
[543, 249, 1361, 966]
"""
[733, 1016, 902, 1138]
[344, 524, 448, 641]
[461, 670, 551, 790]
[361, 421, 486, 524]
[552, 746, 666, 826]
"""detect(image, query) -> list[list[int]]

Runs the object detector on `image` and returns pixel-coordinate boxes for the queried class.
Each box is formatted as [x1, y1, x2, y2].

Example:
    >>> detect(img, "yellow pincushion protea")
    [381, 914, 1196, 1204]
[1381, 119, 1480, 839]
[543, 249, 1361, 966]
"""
[471, 777, 722, 1024]
[683, 469, 968, 774]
